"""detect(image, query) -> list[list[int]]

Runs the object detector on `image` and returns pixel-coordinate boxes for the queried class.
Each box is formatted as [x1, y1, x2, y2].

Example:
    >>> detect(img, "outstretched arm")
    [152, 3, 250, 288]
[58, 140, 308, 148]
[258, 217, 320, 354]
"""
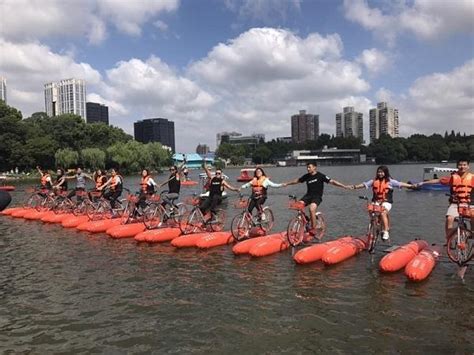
[399, 181, 415, 189]
[223, 180, 239, 192]
[329, 179, 350, 189]
[351, 183, 365, 189]
[417, 178, 440, 186]
[283, 178, 300, 186]
[36, 166, 44, 177]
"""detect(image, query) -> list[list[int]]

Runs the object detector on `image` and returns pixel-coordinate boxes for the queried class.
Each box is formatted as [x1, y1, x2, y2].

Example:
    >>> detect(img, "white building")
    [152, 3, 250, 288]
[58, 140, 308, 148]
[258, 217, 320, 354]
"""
[0, 77, 6, 103]
[335, 106, 363, 141]
[44, 78, 86, 119]
[369, 102, 399, 143]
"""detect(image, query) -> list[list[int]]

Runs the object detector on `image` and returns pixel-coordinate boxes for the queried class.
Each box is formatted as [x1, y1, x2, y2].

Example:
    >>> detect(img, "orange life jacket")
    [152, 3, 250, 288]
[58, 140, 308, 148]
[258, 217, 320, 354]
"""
[372, 179, 391, 202]
[95, 175, 105, 189]
[110, 175, 123, 191]
[450, 172, 473, 204]
[251, 176, 267, 197]
[41, 173, 51, 188]
[140, 175, 153, 193]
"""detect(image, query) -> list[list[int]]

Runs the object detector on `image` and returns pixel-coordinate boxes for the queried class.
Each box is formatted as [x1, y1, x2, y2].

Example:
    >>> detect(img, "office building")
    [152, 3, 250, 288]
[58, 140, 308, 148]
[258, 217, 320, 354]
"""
[196, 144, 210, 155]
[291, 110, 319, 144]
[134, 118, 175, 152]
[0, 77, 6, 103]
[216, 131, 242, 148]
[44, 78, 86, 119]
[86, 102, 109, 125]
[335, 107, 363, 140]
[369, 102, 399, 143]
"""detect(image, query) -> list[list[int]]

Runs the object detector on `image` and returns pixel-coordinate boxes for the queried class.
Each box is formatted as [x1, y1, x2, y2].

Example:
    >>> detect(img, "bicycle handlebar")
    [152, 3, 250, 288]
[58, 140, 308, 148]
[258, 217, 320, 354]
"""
[288, 194, 297, 199]
[359, 196, 369, 200]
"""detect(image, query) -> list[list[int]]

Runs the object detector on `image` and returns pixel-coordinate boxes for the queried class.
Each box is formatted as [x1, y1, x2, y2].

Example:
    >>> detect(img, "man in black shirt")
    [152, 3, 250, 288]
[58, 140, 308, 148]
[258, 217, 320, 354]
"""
[285, 162, 349, 236]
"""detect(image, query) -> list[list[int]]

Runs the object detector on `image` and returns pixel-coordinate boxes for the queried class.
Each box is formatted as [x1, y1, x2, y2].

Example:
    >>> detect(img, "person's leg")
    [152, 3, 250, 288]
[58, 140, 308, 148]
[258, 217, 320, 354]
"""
[445, 204, 458, 239]
[67, 188, 75, 199]
[210, 195, 221, 214]
[247, 198, 257, 214]
[309, 202, 318, 229]
[199, 197, 211, 214]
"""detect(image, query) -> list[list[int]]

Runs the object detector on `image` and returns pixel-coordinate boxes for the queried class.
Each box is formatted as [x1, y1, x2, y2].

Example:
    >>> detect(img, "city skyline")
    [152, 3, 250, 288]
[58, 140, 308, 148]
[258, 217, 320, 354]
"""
[0, 0, 472, 151]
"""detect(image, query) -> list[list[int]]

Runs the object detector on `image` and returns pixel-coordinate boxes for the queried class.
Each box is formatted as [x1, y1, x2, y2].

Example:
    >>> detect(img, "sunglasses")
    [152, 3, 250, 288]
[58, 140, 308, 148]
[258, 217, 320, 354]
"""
[216, 172, 222, 175]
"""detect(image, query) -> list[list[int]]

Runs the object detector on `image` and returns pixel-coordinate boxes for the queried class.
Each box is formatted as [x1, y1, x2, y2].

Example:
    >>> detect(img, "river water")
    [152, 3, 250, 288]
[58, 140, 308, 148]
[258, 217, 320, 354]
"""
[1, 164, 473, 353]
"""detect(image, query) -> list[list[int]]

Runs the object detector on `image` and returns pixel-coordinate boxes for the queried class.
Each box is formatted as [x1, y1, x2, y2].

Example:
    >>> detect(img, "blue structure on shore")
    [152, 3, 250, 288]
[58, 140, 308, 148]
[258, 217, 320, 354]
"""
[172, 153, 214, 169]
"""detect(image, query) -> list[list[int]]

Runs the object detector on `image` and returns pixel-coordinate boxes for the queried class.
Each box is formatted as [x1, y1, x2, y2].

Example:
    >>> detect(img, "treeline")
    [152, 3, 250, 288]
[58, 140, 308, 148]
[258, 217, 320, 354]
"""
[0, 101, 172, 173]
[216, 132, 474, 165]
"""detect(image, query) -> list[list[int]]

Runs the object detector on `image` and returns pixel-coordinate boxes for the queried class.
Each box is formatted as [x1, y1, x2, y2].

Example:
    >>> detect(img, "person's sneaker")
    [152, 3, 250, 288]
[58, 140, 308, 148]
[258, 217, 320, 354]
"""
[382, 231, 390, 241]
[260, 213, 266, 221]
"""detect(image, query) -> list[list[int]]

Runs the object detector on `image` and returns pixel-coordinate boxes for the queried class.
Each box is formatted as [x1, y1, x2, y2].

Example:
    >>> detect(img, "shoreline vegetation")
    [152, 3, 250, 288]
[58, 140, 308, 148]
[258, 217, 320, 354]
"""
[1, 101, 473, 175]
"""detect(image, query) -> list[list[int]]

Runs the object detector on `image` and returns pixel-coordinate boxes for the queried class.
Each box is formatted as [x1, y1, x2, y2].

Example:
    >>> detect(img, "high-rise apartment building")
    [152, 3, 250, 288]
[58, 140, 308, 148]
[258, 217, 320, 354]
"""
[134, 118, 175, 152]
[291, 110, 319, 144]
[335, 107, 363, 141]
[369, 102, 399, 143]
[44, 78, 86, 119]
[0, 77, 6, 103]
[86, 102, 109, 125]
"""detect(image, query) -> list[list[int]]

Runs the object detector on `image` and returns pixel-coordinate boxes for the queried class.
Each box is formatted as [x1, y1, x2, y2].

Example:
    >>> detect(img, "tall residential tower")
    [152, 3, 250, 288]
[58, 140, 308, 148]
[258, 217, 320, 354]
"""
[0, 77, 6, 103]
[291, 110, 319, 144]
[44, 78, 86, 119]
[369, 102, 399, 143]
[335, 107, 363, 141]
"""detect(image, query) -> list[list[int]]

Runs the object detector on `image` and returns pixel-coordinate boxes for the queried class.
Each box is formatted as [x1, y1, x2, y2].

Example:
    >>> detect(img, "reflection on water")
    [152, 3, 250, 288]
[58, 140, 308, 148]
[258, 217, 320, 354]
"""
[0, 164, 473, 352]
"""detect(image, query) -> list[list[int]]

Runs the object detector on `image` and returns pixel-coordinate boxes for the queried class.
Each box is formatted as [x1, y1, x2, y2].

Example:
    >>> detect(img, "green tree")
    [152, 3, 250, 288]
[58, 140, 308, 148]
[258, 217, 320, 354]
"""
[25, 136, 58, 169]
[55, 148, 79, 168]
[81, 148, 106, 170]
[252, 145, 272, 164]
[368, 135, 407, 164]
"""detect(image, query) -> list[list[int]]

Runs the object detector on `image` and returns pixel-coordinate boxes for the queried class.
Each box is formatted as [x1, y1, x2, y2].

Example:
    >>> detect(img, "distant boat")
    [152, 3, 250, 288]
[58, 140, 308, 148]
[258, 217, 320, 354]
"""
[236, 168, 255, 182]
[410, 166, 457, 191]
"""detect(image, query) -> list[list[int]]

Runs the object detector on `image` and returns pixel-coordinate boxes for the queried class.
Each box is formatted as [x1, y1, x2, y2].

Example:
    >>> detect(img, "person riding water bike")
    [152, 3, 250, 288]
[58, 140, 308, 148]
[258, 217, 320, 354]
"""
[36, 166, 52, 192]
[52, 168, 68, 195]
[200, 163, 239, 218]
[417, 158, 473, 240]
[138, 169, 158, 209]
[90, 169, 107, 200]
[240, 167, 284, 219]
[63, 167, 93, 200]
[159, 164, 184, 209]
[350, 165, 414, 241]
[98, 168, 123, 209]
[284, 162, 349, 237]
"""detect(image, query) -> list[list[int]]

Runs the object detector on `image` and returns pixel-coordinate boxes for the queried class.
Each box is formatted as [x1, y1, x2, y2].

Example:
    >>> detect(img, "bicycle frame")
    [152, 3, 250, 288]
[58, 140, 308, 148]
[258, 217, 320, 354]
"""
[447, 203, 473, 266]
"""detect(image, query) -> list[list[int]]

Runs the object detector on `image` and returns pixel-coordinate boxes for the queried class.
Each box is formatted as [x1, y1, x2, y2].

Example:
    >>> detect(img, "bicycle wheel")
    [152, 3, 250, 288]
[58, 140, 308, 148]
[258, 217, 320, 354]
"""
[287, 215, 305, 247]
[181, 209, 202, 235]
[121, 202, 134, 224]
[231, 212, 251, 241]
[367, 220, 380, 254]
[171, 203, 188, 225]
[73, 200, 88, 216]
[143, 203, 162, 230]
[260, 207, 275, 233]
[97, 200, 113, 220]
[24, 194, 40, 209]
[313, 212, 326, 240]
[447, 227, 474, 266]
[210, 209, 226, 232]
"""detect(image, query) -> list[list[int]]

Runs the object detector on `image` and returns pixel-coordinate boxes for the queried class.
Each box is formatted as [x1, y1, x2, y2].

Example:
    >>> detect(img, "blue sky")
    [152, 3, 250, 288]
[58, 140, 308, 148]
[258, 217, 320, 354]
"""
[1, 0, 473, 152]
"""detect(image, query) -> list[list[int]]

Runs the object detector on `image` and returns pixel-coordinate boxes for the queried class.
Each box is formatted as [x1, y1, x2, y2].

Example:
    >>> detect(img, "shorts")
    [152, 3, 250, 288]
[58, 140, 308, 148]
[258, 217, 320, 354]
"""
[446, 203, 459, 217]
[374, 201, 392, 212]
[300, 195, 322, 206]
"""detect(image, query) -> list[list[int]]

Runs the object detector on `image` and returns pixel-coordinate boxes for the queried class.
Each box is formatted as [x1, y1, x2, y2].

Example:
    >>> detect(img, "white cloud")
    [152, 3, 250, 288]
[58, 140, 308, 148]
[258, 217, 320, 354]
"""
[399, 59, 474, 135]
[375, 87, 394, 103]
[343, 0, 474, 45]
[0, 39, 101, 114]
[153, 20, 169, 32]
[0, 0, 179, 44]
[356, 48, 392, 75]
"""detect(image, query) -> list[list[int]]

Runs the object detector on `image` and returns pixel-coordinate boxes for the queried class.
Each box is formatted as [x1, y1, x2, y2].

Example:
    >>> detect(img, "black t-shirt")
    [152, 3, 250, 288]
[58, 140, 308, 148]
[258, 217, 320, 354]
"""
[298, 172, 331, 197]
[168, 174, 181, 194]
[209, 177, 223, 197]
